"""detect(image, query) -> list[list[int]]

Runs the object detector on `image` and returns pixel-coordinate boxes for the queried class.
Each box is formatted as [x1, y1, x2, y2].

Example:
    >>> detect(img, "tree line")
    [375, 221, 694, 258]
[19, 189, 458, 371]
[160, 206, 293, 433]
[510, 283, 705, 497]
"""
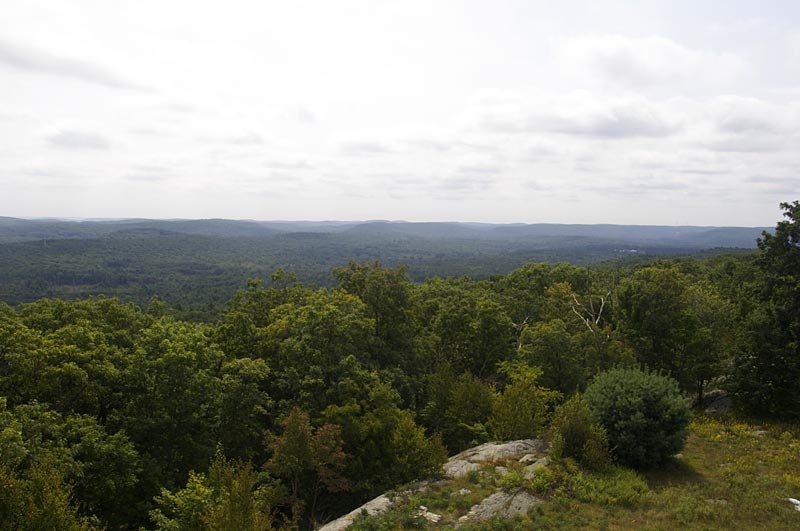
[0, 201, 797, 530]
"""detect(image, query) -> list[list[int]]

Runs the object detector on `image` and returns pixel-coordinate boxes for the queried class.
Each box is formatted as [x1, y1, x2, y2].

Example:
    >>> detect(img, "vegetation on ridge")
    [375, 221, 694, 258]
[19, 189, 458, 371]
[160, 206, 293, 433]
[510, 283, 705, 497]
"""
[0, 201, 797, 529]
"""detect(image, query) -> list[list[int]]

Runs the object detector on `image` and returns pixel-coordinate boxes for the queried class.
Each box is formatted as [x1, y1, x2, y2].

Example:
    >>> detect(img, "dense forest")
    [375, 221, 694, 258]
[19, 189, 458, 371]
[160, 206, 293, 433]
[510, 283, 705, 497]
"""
[0, 218, 763, 319]
[0, 202, 797, 530]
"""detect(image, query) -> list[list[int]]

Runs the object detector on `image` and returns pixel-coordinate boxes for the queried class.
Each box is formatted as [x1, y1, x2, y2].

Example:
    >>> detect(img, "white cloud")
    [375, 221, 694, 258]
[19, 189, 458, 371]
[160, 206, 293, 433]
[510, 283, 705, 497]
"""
[559, 34, 747, 88]
[700, 95, 799, 153]
[125, 164, 171, 182]
[0, 2, 796, 225]
[263, 159, 313, 170]
[340, 141, 394, 156]
[786, 30, 800, 72]
[47, 130, 111, 150]
[534, 94, 680, 138]
[469, 91, 680, 139]
[0, 37, 146, 91]
[705, 136, 784, 153]
[227, 132, 265, 146]
[709, 95, 791, 133]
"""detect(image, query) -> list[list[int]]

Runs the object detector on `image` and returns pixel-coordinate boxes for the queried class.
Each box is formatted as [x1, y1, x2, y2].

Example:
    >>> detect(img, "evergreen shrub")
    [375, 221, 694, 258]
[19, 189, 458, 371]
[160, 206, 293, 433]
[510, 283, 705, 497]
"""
[584, 368, 691, 468]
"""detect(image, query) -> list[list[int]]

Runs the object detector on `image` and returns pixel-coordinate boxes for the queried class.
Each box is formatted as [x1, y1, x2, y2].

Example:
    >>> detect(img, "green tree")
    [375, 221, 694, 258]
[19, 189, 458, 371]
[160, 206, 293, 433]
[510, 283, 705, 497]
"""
[151, 454, 275, 531]
[333, 261, 422, 407]
[490, 263, 594, 345]
[333, 261, 415, 365]
[385, 411, 447, 484]
[0, 399, 141, 528]
[489, 362, 561, 440]
[214, 274, 307, 361]
[0, 462, 103, 531]
[584, 368, 691, 468]
[732, 200, 800, 417]
[415, 278, 514, 378]
[322, 378, 446, 499]
[115, 319, 224, 494]
[216, 357, 273, 462]
[265, 407, 349, 524]
[519, 319, 585, 394]
[548, 394, 610, 471]
[420, 369, 494, 452]
[262, 289, 375, 417]
[617, 265, 732, 398]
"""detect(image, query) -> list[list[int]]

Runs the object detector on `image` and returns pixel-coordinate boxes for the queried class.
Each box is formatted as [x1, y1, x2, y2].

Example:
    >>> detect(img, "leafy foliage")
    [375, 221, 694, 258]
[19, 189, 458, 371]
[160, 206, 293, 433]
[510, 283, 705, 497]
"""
[421, 368, 495, 453]
[0, 462, 104, 531]
[265, 406, 349, 522]
[151, 454, 275, 531]
[617, 266, 733, 399]
[549, 394, 610, 471]
[0, 203, 798, 528]
[584, 368, 691, 468]
[732, 201, 800, 418]
[489, 362, 561, 441]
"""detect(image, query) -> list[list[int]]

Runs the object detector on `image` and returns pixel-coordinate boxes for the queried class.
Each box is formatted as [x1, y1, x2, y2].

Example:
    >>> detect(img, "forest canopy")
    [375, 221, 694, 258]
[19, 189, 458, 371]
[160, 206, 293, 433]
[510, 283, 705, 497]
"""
[0, 202, 797, 530]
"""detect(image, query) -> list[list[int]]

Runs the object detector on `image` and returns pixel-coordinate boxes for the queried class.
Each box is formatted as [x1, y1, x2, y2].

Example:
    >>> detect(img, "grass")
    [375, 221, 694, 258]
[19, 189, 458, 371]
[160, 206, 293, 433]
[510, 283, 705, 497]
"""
[346, 415, 800, 531]
[527, 415, 800, 530]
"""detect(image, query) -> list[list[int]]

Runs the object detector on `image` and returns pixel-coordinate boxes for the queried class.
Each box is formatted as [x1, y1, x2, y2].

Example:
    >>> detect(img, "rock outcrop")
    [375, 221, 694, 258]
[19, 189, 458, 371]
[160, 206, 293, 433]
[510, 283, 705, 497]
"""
[458, 490, 542, 523]
[317, 439, 548, 531]
[316, 494, 394, 531]
[444, 439, 548, 479]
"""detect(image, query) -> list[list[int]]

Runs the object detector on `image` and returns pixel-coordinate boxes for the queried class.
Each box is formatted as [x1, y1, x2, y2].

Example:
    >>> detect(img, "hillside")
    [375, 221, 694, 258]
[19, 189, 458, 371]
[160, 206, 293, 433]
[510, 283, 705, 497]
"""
[0, 218, 763, 314]
[331, 415, 800, 531]
[0, 202, 797, 531]
[0, 217, 768, 246]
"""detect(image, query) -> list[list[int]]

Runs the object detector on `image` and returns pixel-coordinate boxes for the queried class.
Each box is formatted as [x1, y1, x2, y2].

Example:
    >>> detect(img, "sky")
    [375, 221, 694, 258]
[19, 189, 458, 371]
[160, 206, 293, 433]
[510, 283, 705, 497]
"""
[1, 0, 798, 226]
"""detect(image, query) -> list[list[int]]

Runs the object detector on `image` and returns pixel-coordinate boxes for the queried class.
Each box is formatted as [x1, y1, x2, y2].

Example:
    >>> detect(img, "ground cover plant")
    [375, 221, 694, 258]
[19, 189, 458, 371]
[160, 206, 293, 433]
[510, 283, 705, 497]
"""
[343, 415, 800, 531]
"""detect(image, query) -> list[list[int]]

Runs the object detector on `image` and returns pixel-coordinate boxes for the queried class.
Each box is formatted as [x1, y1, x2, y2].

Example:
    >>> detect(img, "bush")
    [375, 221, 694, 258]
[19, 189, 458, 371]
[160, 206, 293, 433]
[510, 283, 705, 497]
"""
[488, 362, 561, 441]
[584, 368, 691, 468]
[549, 394, 611, 471]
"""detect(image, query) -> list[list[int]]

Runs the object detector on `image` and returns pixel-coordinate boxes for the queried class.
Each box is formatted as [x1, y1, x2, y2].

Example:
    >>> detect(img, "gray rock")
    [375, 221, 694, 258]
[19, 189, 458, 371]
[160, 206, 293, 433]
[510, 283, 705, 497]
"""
[523, 457, 550, 479]
[699, 390, 732, 415]
[417, 506, 442, 523]
[463, 490, 542, 522]
[317, 494, 394, 531]
[449, 440, 547, 464]
[318, 439, 549, 531]
[443, 459, 482, 479]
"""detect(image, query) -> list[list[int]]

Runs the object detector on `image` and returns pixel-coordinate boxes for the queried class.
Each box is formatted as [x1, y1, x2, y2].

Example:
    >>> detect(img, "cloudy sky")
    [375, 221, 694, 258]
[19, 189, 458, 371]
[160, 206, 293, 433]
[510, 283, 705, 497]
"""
[1, 0, 798, 225]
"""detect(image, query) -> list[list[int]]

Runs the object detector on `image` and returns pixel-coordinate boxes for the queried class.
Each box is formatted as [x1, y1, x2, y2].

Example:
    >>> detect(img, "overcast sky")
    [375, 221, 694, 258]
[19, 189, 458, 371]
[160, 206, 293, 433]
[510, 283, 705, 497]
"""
[1, 0, 798, 225]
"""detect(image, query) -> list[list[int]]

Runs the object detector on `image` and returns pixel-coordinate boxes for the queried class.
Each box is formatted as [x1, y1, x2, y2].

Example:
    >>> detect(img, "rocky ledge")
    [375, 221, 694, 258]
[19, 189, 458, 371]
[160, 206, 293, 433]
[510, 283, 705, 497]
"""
[317, 439, 549, 531]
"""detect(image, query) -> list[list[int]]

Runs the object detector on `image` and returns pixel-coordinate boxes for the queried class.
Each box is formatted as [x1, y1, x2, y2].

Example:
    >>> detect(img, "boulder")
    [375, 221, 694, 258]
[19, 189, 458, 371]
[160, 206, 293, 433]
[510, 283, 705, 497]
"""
[318, 439, 549, 531]
[317, 494, 393, 531]
[417, 506, 442, 523]
[523, 456, 550, 479]
[444, 439, 547, 479]
[443, 459, 482, 479]
[460, 490, 542, 523]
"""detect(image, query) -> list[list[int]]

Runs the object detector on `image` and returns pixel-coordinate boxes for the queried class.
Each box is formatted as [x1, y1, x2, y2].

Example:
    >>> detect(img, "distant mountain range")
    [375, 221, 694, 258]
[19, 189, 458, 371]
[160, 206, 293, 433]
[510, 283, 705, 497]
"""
[0, 217, 769, 248]
[0, 217, 767, 315]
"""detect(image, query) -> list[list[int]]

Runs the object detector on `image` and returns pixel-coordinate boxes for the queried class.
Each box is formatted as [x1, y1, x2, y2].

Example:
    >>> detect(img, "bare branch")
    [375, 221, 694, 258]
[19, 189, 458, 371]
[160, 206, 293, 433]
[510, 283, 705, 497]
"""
[595, 290, 612, 325]
[570, 298, 595, 333]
